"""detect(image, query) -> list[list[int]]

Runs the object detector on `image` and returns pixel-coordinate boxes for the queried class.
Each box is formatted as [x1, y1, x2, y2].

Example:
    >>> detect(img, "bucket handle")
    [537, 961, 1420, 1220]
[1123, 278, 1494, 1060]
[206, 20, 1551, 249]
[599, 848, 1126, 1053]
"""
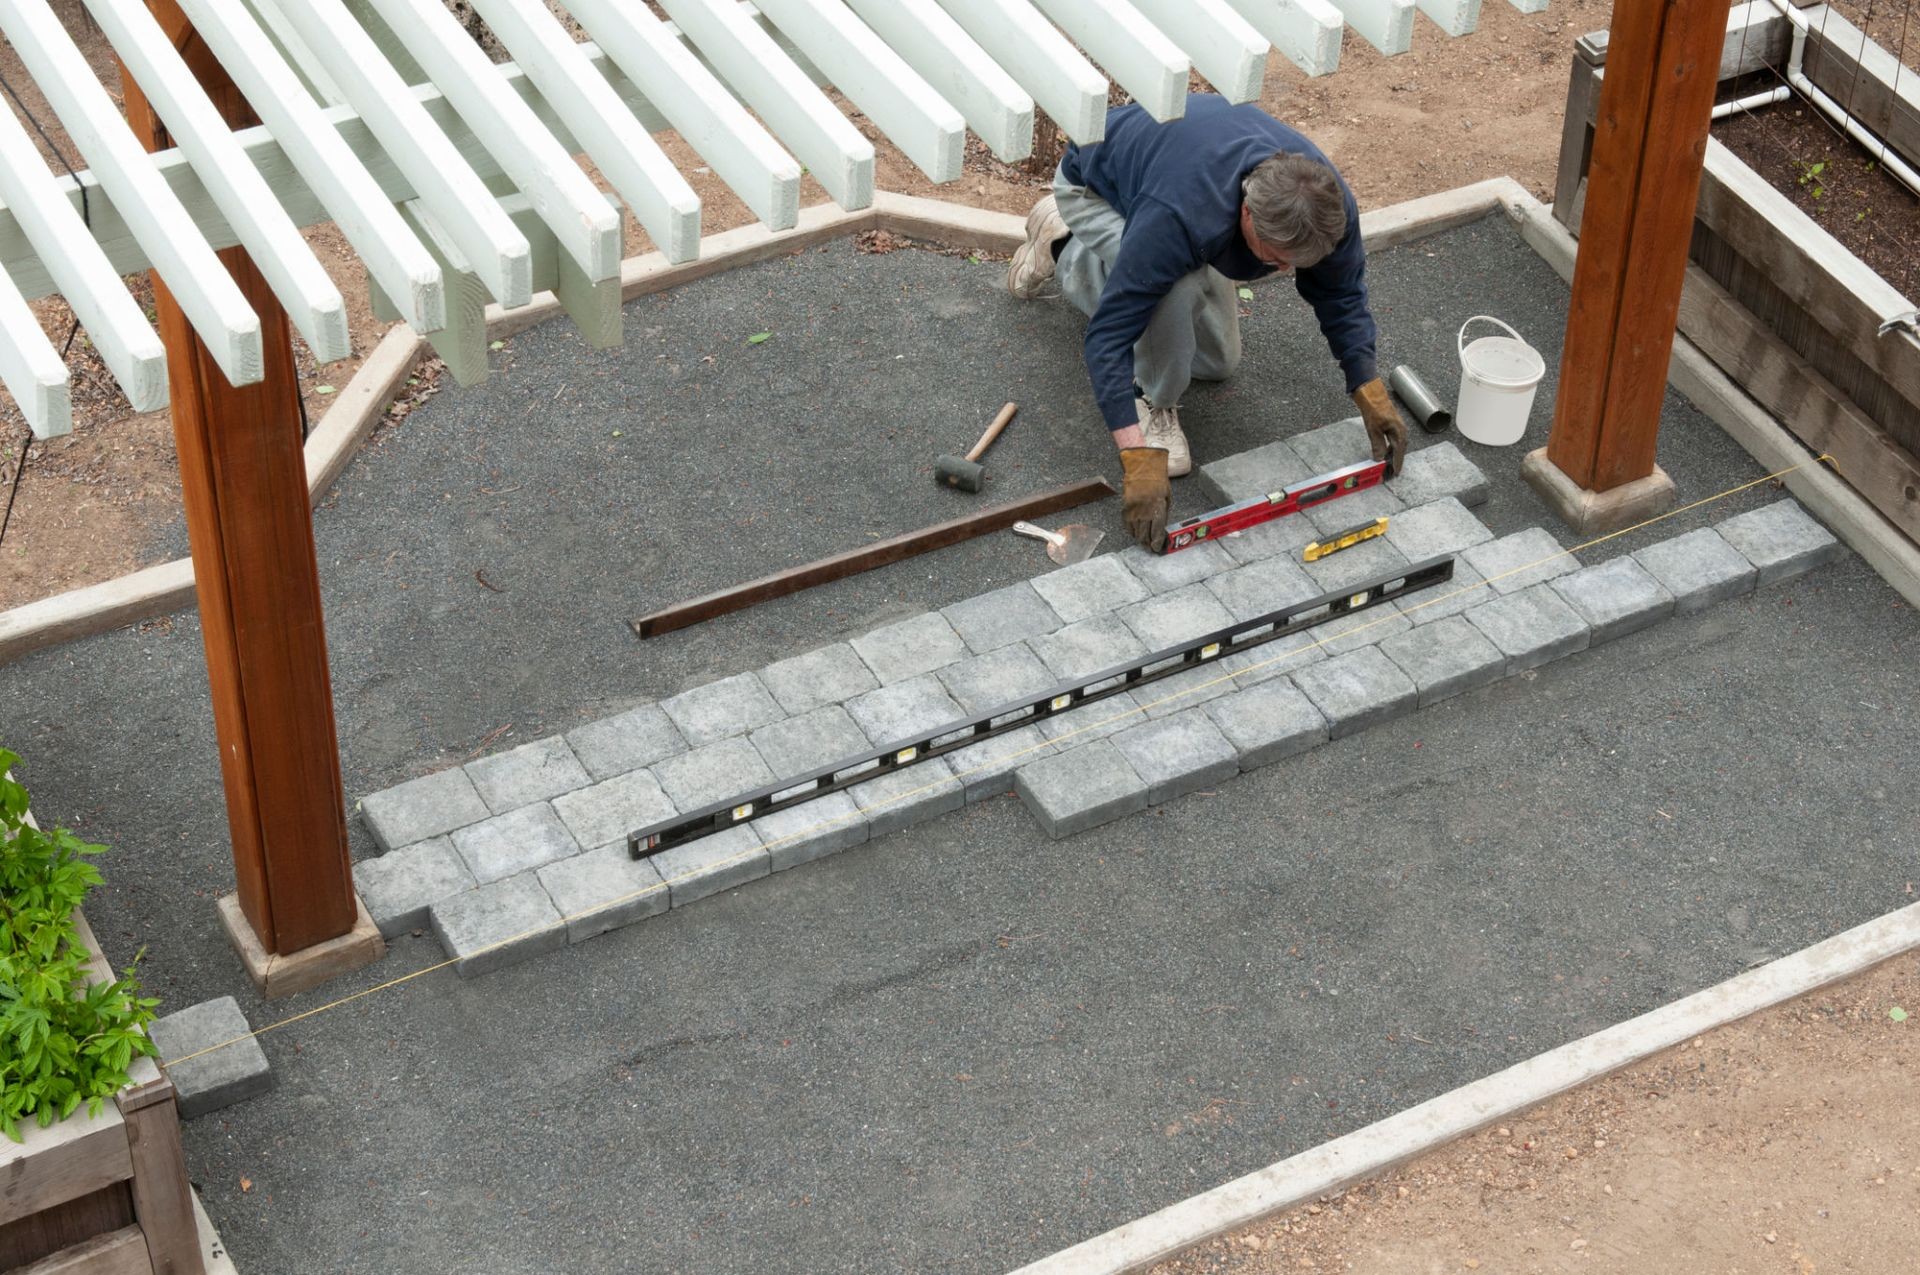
[1459, 315, 1526, 361]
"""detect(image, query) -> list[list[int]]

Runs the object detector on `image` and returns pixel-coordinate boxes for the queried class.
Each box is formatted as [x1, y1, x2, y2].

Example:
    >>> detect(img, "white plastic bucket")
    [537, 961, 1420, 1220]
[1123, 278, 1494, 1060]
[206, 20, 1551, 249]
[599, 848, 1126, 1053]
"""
[1455, 316, 1546, 446]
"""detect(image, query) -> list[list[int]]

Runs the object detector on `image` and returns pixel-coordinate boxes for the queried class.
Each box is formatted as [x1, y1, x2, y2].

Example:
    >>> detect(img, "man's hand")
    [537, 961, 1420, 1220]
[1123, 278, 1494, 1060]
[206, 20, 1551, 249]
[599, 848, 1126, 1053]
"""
[1119, 447, 1171, 552]
[1352, 378, 1408, 477]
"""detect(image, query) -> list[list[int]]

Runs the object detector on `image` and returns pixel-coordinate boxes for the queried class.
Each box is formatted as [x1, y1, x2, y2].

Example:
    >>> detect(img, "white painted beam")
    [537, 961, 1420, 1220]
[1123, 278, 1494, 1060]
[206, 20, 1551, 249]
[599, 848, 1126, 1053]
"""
[82, 0, 349, 363]
[236, 0, 349, 105]
[1505, 0, 1549, 13]
[174, 0, 445, 333]
[266, 0, 533, 306]
[930, 0, 1110, 143]
[0, 260, 71, 439]
[462, 0, 701, 262]
[1130, 0, 1271, 101]
[0, 0, 261, 386]
[658, 0, 875, 210]
[1223, 0, 1343, 78]
[752, 0, 967, 183]
[565, 0, 801, 232]
[1028, 0, 1192, 122]
[1413, 0, 1482, 36]
[0, 105, 167, 414]
[1328, 0, 1417, 55]
[840, 0, 1034, 162]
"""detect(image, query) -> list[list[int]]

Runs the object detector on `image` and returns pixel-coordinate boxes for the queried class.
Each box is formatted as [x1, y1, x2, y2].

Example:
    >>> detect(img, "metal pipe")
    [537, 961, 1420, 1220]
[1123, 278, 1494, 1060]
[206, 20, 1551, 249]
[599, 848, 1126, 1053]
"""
[1388, 364, 1452, 433]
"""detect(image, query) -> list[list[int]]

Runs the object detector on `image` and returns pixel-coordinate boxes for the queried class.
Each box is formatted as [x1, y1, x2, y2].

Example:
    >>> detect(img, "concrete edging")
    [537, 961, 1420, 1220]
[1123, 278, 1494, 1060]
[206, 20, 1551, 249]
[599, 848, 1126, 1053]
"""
[1011, 899, 1920, 1274]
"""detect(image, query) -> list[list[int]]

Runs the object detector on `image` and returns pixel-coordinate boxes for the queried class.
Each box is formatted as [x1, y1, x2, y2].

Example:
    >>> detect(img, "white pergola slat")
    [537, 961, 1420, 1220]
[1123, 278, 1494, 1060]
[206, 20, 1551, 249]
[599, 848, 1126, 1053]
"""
[1028, 0, 1193, 123]
[1415, 0, 1483, 36]
[0, 0, 262, 387]
[0, 260, 72, 439]
[1327, 0, 1418, 55]
[839, 0, 1034, 162]
[83, 0, 349, 364]
[930, 0, 1110, 144]
[1224, 0, 1344, 78]
[1130, 0, 1271, 102]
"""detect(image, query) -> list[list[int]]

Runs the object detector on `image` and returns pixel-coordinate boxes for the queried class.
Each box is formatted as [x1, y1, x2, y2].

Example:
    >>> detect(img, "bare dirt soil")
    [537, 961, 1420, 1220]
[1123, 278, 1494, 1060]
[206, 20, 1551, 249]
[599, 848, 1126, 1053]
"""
[1153, 954, 1920, 1275]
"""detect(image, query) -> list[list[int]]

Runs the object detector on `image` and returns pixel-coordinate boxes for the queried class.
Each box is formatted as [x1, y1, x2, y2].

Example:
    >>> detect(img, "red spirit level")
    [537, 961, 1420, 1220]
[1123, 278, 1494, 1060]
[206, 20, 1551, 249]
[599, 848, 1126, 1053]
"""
[1163, 458, 1388, 554]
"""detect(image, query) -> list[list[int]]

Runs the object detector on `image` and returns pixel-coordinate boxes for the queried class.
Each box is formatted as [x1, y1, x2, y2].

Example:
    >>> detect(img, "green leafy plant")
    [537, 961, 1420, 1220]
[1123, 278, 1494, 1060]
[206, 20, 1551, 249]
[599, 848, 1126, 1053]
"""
[1796, 158, 1828, 201]
[1, 749, 158, 1143]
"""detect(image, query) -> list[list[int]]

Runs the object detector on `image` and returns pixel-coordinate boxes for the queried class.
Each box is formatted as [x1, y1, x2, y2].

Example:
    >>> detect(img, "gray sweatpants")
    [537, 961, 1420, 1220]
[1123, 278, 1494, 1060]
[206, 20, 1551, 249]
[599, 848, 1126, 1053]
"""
[1051, 168, 1242, 413]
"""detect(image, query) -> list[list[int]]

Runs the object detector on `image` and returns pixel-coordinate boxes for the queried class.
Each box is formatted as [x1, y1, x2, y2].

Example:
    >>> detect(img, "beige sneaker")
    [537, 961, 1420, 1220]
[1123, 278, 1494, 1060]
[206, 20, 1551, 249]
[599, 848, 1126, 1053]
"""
[1006, 195, 1068, 299]
[1138, 398, 1191, 477]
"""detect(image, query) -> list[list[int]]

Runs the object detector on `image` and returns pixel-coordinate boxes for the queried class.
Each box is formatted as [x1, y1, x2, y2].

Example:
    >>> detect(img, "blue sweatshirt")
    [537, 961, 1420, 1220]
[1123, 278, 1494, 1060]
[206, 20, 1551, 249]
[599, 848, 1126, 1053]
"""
[1059, 95, 1378, 432]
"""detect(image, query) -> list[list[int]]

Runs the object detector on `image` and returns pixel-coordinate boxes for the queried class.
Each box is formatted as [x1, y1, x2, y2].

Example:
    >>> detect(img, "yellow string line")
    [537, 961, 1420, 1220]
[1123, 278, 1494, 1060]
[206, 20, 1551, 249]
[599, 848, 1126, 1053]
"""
[164, 456, 1826, 1068]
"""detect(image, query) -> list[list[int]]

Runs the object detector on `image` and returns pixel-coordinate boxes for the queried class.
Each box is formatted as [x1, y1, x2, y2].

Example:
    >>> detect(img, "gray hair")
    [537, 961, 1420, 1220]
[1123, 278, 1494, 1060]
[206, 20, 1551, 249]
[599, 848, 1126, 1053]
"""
[1242, 152, 1347, 268]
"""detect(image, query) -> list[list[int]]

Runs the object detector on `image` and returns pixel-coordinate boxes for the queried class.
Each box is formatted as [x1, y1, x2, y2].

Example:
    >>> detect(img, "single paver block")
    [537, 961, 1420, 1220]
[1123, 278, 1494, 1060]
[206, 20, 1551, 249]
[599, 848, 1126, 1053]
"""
[1378, 617, 1507, 706]
[660, 672, 784, 748]
[353, 836, 477, 938]
[1387, 442, 1490, 508]
[150, 997, 272, 1119]
[1397, 557, 1490, 626]
[1288, 416, 1371, 475]
[1196, 437, 1310, 506]
[1204, 554, 1320, 622]
[536, 842, 669, 943]
[758, 643, 878, 716]
[1292, 646, 1418, 739]
[552, 769, 677, 851]
[1217, 512, 1319, 564]
[1135, 660, 1239, 719]
[1111, 709, 1240, 804]
[849, 757, 965, 837]
[1465, 583, 1592, 673]
[846, 674, 970, 750]
[937, 645, 1059, 717]
[1120, 541, 1236, 593]
[1014, 739, 1149, 839]
[1551, 556, 1675, 644]
[1382, 497, 1494, 559]
[1631, 528, 1756, 615]
[449, 803, 580, 885]
[1119, 583, 1237, 651]
[942, 581, 1063, 654]
[360, 768, 489, 852]
[1461, 527, 1578, 594]
[1029, 613, 1147, 692]
[750, 706, 873, 790]
[1303, 482, 1406, 534]
[649, 824, 768, 908]
[1714, 498, 1842, 586]
[946, 724, 1056, 801]
[852, 611, 969, 684]
[565, 704, 687, 782]
[652, 736, 776, 814]
[1204, 677, 1328, 769]
[1029, 554, 1149, 624]
[1301, 535, 1412, 595]
[756, 791, 869, 872]
[1037, 689, 1148, 745]
[430, 873, 566, 977]
[464, 736, 590, 814]
[1311, 603, 1412, 657]
[1218, 630, 1326, 685]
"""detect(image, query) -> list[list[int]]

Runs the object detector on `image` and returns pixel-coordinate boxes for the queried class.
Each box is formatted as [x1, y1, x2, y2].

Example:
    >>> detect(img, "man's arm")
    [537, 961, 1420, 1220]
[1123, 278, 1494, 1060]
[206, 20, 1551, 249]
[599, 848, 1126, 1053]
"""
[1291, 195, 1378, 393]
[1083, 197, 1205, 444]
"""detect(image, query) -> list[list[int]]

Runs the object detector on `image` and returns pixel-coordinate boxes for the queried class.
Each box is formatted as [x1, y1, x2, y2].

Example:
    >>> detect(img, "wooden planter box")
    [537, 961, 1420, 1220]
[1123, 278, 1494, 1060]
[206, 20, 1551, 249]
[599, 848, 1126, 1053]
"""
[0, 911, 204, 1275]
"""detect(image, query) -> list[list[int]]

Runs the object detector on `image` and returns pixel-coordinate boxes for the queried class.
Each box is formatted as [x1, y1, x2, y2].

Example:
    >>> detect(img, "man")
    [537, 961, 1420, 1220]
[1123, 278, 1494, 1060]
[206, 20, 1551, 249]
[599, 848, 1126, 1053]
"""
[1006, 93, 1407, 551]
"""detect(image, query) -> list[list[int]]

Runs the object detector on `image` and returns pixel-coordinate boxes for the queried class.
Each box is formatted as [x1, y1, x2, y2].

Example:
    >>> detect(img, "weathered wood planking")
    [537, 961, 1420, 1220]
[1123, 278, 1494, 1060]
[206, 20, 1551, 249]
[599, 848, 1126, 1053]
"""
[931, 0, 1110, 143]
[1801, 6, 1920, 172]
[8, 1223, 152, 1275]
[0, 1108, 133, 1227]
[841, 0, 1035, 162]
[116, 1061, 202, 1275]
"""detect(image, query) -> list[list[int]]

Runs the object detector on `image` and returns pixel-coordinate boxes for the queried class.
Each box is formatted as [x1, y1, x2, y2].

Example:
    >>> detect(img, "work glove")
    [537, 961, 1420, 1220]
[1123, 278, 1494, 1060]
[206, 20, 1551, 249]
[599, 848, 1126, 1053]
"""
[1119, 446, 1171, 552]
[1352, 378, 1409, 478]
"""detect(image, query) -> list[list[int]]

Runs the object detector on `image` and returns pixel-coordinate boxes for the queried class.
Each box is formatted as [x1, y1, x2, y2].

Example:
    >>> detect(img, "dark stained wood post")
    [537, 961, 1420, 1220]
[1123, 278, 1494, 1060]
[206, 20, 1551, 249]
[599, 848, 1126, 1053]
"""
[119, 2, 380, 990]
[1524, 0, 1732, 533]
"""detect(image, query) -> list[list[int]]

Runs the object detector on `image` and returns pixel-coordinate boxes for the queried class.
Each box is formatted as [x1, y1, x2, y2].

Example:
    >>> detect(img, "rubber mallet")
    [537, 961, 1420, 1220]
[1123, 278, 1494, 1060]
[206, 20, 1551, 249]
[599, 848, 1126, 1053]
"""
[935, 402, 1018, 492]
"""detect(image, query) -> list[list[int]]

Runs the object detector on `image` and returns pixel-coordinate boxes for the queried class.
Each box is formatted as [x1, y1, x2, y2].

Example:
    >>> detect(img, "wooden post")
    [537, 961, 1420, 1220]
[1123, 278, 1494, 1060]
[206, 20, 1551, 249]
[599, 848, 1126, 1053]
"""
[120, 2, 381, 991]
[1524, 0, 1730, 533]
[116, 1060, 204, 1275]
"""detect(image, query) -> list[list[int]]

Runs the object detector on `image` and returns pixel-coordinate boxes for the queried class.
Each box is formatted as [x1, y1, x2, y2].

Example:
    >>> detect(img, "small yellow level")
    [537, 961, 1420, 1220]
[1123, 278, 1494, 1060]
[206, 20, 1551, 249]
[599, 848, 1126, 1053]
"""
[1302, 516, 1389, 563]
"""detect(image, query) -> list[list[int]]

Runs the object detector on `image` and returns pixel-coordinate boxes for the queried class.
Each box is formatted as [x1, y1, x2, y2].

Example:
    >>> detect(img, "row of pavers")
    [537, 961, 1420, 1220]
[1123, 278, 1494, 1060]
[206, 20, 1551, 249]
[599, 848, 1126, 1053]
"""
[352, 423, 1840, 977]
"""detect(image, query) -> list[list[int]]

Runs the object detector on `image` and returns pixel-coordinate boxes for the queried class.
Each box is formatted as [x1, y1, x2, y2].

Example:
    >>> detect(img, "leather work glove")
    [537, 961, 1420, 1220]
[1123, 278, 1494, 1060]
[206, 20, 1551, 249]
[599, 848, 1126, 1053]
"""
[1352, 377, 1409, 478]
[1119, 446, 1172, 552]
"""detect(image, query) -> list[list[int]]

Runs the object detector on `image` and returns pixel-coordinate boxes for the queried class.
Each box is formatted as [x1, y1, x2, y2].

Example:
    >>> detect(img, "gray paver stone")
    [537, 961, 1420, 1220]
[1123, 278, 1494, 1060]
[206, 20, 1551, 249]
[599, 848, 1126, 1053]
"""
[758, 643, 879, 715]
[1303, 482, 1406, 534]
[1631, 528, 1756, 615]
[1196, 437, 1310, 506]
[1378, 617, 1507, 706]
[1550, 556, 1675, 644]
[1014, 740, 1149, 839]
[1461, 528, 1578, 595]
[1714, 498, 1842, 587]
[755, 791, 869, 872]
[937, 645, 1059, 717]
[1382, 497, 1494, 559]
[1120, 541, 1237, 593]
[149, 997, 272, 1119]
[947, 724, 1056, 801]
[1397, 557, 1489, 626]
[353, 836, 477, 938]
[1205, 554, 1320, 622]
[1218, 512, 1318, 564]
[649, 825, 769, 908]
[652, 736, 776, 813]
[1029, 554, 1150, 623]
[464, 735, 590, 814]
[1218, 631, 1326, 685]
[1203, 677, 1329, 769]
[565, 705, 687, 782]
[1029, 614, 1147, 692]
[942, 581, 1063, 653]
[850, 757, 965, 837]
[1311, 604, 1412, 656]
[1292, 646, 1418, 739]
[846, 674, 970, 749]
[1288, 416, 1371, 474]
[430, 873, 566, 978]
[1387, 442, 1490, 508]
[1119, 583, 1236, 650]
[659, 672, 784, 747]
[1300, 535, 1411, 594]
[449, 802, 580, 885]
[360, 768, 489, 852]
[552, 769, 677, 851]
[852, 611, 969, 683]
[1136, 661, 1239, 719]
[1111, 709, 1240, 805]
[1037, 689, 1148, 745]
[536, 843, 669, 943]
[1465, 583, 1592, 673]
[750, 706, 874, 794]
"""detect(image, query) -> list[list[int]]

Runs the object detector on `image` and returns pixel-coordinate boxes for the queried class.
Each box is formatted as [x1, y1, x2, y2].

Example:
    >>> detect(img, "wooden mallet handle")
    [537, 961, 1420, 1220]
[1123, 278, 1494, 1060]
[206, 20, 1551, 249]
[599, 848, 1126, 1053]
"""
[966, 402, 1019, 462]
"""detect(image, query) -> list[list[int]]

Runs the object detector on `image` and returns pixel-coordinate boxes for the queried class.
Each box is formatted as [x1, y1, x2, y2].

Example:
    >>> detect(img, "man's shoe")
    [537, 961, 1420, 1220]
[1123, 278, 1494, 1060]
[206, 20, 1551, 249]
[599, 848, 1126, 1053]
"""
[1138, 398, 1191, 477]
[1006, 195, 1068, 299]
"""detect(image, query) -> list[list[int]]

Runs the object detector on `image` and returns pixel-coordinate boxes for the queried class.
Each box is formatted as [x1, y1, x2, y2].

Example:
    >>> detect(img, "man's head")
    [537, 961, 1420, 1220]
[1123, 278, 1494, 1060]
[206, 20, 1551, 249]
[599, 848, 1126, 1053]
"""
[1240, 152, 1347, 272]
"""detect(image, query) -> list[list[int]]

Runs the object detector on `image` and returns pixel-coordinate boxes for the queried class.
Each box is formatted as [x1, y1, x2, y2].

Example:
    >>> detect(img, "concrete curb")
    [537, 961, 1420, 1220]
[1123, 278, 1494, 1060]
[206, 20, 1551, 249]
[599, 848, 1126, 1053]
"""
[1010, 900, 1920, 1275]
